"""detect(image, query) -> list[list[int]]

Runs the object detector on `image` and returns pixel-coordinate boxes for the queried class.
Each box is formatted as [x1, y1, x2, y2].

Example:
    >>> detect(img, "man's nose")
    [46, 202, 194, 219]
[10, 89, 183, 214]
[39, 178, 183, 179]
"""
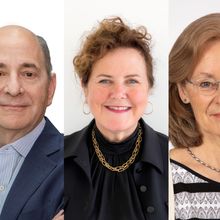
[3, 74, 24, 96]
[110, 84, 127, 99]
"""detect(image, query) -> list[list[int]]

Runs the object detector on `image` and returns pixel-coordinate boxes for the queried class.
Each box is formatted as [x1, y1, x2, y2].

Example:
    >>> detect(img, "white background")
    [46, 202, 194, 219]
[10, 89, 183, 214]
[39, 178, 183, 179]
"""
[2, 0, 218, 135]
[64, 0, 169, 135]
[169, 0, 220, 50]
[1, 0, 64, 132]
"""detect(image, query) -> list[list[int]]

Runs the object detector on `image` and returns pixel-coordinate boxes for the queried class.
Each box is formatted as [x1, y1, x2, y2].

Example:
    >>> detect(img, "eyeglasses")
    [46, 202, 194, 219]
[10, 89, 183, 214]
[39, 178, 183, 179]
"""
[186, 78, 220, 96]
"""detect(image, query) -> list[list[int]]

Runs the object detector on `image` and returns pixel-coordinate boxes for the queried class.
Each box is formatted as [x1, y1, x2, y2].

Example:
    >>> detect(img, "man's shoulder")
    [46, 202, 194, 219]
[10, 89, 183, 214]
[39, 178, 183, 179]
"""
[34, 117, 64, 157]
[43, 117, 63, 140]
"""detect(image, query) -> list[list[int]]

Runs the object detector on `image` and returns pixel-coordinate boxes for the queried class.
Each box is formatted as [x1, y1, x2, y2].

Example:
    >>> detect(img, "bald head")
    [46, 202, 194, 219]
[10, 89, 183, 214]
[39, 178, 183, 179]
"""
[0, 25, 52, 77]
[0, 25, 36, 37]
[0, 25, 40, 52]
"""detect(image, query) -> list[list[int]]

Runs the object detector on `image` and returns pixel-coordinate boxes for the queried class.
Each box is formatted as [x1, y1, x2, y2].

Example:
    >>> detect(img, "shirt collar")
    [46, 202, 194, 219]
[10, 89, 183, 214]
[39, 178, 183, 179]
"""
[6, 118, 46, 157]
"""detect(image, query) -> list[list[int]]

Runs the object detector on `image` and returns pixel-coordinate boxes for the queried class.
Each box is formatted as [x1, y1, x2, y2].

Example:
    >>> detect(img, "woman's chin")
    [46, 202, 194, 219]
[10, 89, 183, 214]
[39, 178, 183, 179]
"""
[103, 123, 137, 134]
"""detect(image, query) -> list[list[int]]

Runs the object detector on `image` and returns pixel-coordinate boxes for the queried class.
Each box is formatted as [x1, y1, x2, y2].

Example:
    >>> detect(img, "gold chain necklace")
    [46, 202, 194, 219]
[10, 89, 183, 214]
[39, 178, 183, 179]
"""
[92, 123, 142, 172]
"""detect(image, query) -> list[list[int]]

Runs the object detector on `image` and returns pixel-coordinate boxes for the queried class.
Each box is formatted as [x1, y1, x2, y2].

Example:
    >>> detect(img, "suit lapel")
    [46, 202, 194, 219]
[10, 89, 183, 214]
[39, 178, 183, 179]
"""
[1, 118, 60, 219]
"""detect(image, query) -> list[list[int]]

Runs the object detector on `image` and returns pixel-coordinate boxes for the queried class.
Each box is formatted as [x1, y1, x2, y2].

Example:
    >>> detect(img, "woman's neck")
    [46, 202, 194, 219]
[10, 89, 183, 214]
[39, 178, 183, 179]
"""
[95, 122, 138, 143]
[203, 132, 220, 149]
[193, 134, 220, 168]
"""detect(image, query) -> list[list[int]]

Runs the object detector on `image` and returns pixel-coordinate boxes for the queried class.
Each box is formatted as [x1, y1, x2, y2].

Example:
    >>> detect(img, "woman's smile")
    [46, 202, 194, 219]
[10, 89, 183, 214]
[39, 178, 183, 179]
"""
[83, 47, 149, 139]
[105, 105, 132, 113]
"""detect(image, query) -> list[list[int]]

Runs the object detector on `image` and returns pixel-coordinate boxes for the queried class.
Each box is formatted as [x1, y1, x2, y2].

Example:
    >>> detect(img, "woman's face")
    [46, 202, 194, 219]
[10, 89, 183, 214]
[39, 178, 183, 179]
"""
[83, 48, 149, 141]
[178, 40, 220, 139]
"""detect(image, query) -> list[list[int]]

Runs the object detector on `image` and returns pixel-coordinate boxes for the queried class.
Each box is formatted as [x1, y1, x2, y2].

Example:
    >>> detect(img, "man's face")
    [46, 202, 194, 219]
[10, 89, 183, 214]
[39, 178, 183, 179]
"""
[0, 27, 56, 139]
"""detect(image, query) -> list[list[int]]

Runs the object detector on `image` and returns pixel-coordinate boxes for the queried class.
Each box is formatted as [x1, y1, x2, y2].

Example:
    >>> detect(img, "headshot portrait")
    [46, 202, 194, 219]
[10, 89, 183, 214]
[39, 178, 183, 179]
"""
[64, 0, 168, 136]
[0, 1, 64, 220]
[64, 0, 168, 219]
[169, 0, 220, 219]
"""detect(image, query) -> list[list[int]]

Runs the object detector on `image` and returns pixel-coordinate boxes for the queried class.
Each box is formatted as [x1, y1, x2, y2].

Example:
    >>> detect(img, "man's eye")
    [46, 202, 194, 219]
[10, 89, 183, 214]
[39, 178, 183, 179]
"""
[23, 72, 35, 78]
[26, 72, 33, 77]
[0, 72, 6, 77]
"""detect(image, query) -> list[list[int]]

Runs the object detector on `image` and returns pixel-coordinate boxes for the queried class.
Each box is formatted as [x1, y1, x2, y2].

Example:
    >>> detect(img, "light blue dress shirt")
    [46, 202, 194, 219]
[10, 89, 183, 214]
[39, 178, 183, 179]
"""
[0, 118, 46, 213]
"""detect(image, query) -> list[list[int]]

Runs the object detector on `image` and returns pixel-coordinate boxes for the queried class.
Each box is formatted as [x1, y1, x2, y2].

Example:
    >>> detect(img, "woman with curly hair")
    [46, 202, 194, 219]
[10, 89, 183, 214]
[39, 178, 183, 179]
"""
[65, 17, 168, 220]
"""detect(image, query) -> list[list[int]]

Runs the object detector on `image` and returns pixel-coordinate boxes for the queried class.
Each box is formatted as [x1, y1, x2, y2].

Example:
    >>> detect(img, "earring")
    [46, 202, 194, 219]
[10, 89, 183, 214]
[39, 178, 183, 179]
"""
[83, 101, 90, 115]
[144, 101, 153, 115]
[183, 98, 189, 104]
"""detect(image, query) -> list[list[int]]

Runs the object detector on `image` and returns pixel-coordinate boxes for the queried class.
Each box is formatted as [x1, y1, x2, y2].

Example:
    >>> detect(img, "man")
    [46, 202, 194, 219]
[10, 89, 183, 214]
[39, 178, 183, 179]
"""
[0, 25, 63, 220]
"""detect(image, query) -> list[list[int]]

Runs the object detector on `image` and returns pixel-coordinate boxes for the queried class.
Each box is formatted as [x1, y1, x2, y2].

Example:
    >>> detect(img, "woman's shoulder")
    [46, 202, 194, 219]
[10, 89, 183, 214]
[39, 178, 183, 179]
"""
[170, 147, 199, 177]
[141, 119, 168, 142]
[65, 129, 84, 142]
[170, 147, 189, 163]
[64, 129, 84, 148]
[65, 121, 94, 143]
[64, 125, 91, 157]
[155, 130, 168, 145]
[141, 120, 168, 160]
[170, 148, 192, 174]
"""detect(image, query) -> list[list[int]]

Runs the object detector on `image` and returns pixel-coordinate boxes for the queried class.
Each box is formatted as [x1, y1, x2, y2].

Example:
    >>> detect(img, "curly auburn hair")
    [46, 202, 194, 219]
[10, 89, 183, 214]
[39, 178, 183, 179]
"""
[73, 17, 153, 87]
[169, 13, 220, 148]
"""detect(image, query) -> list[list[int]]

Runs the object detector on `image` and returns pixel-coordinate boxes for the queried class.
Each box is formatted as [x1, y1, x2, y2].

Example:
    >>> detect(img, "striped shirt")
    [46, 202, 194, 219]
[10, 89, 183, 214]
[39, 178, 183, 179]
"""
[0, 118, 46, 214]
[171, 159, 220, 220]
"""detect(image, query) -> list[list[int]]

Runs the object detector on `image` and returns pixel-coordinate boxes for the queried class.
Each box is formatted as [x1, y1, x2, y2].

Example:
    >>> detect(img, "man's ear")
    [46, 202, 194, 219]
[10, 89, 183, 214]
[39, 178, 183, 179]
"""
[47, 73, 56, 106]
[177, 83, 190, 104]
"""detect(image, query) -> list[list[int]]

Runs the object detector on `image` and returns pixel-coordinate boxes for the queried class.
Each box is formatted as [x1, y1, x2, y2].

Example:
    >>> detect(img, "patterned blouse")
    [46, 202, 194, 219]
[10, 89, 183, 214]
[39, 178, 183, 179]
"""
[171, 159, 220, 220]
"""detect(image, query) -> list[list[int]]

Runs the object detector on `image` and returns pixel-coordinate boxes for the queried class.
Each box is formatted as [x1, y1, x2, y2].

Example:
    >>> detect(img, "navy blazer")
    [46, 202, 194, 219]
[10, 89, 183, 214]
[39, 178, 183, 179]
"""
[65, 119, 168, 220]
[0, 117, 64, 220]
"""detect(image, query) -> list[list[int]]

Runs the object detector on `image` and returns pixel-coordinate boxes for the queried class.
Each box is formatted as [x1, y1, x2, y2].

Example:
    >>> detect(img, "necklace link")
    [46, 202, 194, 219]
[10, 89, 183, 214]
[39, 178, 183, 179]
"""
[187, 147, 220, 173]
[92, 123, 142, 172]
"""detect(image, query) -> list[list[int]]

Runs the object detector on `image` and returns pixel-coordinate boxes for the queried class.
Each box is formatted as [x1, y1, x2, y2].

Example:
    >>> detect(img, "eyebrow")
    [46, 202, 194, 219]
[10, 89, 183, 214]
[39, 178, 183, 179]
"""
[124, 74, 141, 78]
[0, 62, 40, 71]
[20, 63, 40, 71]
[96, 74, 112, 78]
[96, 74, 141, 78]
[197, 72, 214, 78]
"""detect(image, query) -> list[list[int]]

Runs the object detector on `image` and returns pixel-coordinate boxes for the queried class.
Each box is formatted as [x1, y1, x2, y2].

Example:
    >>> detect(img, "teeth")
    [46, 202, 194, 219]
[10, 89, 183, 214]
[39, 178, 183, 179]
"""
[108, 106, 129, 110]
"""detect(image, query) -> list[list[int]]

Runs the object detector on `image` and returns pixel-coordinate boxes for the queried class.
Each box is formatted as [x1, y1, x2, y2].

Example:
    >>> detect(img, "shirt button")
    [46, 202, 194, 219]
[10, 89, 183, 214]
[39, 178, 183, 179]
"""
[136, 168, 143, 173]
[146, 206, 155, 213]
[140, 185, 147, 192]
[0, 185, 5, 192]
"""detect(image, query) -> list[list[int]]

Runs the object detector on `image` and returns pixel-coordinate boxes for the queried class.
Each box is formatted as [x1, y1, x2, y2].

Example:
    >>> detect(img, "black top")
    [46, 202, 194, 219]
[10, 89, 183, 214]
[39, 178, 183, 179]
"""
[64, 118, 168, 220]
[88, 124, 145, 220]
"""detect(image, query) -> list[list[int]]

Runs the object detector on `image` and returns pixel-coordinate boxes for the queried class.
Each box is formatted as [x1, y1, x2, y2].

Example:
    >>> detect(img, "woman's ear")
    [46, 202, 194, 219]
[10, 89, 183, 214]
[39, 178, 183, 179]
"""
[177, 83, 190, 104]
[81, 80, 88, 101]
